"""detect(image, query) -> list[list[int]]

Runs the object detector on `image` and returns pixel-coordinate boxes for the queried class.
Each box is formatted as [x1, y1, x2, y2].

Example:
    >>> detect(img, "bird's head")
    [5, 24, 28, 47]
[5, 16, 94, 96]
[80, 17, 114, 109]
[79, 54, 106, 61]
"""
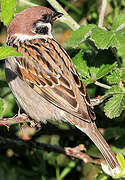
[7, 6, 63, 41]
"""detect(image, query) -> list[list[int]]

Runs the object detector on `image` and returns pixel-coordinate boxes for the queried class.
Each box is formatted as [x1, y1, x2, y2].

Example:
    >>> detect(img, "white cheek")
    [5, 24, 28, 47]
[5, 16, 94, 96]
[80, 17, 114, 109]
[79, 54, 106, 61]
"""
[11, 22, 53, 42]
[46, 23, 52, 35]
[34, 22, 52, 36]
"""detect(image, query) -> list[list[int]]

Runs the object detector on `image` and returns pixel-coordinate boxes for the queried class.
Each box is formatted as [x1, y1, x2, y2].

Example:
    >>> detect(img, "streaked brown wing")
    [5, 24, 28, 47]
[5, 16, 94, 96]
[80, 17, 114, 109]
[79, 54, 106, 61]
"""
[14, 38, 95, 122]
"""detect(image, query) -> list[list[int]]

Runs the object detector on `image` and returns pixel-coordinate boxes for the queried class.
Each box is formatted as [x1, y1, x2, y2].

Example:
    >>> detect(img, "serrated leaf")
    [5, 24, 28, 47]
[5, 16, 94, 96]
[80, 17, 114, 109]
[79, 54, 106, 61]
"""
[91, 27, 125, 49]
[117, 46, 125, 67]
[115, 27, 125, 46]
[0, 98, 4, 117]
[89, 67, 98, 80]
[1, 0, 16, 26]
[72, 52, 117, 85]
[107, 70, 121, 84]
[72, 50, 90, 79]
[112, 13, 125, 30]
[107, 68, 125, 85]
[96, 63, 117, 80]
[100, 86, 124, 102]
[67, 24, 96, 48]
[107, 85, 124, 94]
[0, 47, 22, 60]
[91, 28, 112, 49]
[121, 69, 125, 82]
[104, 94, 125, 119]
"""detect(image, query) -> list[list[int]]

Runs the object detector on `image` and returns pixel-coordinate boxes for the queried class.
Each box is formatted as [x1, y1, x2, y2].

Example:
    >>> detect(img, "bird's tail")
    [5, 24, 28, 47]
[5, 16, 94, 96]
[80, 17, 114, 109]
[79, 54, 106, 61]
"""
[75, 121, 120, 169]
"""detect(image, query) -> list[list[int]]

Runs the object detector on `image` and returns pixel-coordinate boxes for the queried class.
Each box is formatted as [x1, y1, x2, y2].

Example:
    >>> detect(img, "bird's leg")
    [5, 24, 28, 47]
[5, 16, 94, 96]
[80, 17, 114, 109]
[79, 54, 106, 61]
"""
[18, 107, 21, 115]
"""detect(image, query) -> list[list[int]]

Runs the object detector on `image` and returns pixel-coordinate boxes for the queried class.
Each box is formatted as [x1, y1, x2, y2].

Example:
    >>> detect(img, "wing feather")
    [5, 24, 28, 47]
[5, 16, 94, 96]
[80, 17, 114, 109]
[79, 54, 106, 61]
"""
[15, 38, 95, 122]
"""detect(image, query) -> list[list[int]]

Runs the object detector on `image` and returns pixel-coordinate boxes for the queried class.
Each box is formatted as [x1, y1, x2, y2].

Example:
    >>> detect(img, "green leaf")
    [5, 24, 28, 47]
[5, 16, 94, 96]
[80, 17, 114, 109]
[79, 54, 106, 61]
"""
[107, 69, 121, 84]
[107, 68, 125, 84]
[117, 46, 125, 67]
[91, 27, 125, 49]
[100, 86, 124, 102]
[67, 13, 125, 50]
[72, 52, 117, 85]
[59, 161, 76, 180]
[0, 47, 22, 60]
[104, 127, 125, 141]
[104, 93, 125, 119]
[96, 63, 117, 80]
[89, 67, 98, 81]
[72, 50, 98, 84]
[67, 24, 96, 48]
[91, 28, 112, 49]
[1, 0, 16, 26]
[72, 50, 90, 79]
[112, 13, 125, 30]
[117, 153, 125, 169]
[0, 98, 4, 117]
[107, 85, 124, 94]
[121, 69, 125, 82]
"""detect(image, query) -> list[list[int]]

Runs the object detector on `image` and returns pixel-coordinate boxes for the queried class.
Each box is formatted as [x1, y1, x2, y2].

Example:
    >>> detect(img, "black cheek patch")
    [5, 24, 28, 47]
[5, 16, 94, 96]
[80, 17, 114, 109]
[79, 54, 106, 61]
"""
[35, 26, 49, 35]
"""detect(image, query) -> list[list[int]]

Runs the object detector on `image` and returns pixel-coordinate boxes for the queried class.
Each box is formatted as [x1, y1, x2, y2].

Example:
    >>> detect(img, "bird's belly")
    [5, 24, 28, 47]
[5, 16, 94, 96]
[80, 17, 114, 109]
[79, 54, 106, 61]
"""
[5, 58, 66, 122]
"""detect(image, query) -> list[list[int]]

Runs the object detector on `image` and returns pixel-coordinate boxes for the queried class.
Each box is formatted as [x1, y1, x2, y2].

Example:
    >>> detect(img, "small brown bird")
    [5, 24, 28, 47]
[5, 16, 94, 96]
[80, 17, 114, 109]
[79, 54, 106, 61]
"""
[5, 6, 119, 169]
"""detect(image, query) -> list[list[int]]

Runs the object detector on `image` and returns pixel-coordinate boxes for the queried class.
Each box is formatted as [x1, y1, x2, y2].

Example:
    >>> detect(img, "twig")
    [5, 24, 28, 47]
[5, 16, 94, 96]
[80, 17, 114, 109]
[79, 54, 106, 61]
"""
[18, 0, 37, 6]
[65, 145, 105, 165]
[0, 136, 105, 165]
[0, 113, 30, 128]
[46, 0, 80, 30]
[90, 96, 102, 106]
[94, 80, 111, 89]
[98, 0, 107, 28]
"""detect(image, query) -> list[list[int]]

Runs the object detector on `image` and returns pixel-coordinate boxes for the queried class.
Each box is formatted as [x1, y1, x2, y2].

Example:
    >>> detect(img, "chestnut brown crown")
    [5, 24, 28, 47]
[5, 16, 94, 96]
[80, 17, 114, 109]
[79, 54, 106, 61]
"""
[7, 6, 63, 37]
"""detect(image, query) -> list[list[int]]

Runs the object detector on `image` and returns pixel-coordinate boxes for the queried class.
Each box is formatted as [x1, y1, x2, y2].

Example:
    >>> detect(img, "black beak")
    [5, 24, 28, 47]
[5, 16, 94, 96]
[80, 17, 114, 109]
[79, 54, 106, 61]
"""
[52, 11, 63, 21]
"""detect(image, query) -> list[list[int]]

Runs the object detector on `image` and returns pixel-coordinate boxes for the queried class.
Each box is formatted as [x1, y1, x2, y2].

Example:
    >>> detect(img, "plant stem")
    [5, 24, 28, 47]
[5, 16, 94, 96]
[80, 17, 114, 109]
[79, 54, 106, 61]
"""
[0, 136, 105, 165]
[18, 0, 37, 6]
[98, 0, 107, 27]
[95, 80, 111, 89]
[46, 0, 80, 30]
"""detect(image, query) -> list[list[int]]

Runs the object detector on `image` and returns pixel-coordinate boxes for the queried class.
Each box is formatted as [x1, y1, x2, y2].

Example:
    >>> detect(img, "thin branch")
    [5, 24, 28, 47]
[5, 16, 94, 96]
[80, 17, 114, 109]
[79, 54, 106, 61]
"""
[65, 145, 105, 165]
[0, 113, 30, 128]
[0, 115, 105, 165]
[0, 136, 105, 165]
[98, 0, 107, 27]
[18, 0, 38, 6]
[90, 96, 102, 106]
[94, 80, 111, 89]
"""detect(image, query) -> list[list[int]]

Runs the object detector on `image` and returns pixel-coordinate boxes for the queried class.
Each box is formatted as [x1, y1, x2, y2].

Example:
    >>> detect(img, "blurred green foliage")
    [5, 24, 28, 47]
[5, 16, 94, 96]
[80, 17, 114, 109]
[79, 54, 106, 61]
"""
[0, 0, 125, 179]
